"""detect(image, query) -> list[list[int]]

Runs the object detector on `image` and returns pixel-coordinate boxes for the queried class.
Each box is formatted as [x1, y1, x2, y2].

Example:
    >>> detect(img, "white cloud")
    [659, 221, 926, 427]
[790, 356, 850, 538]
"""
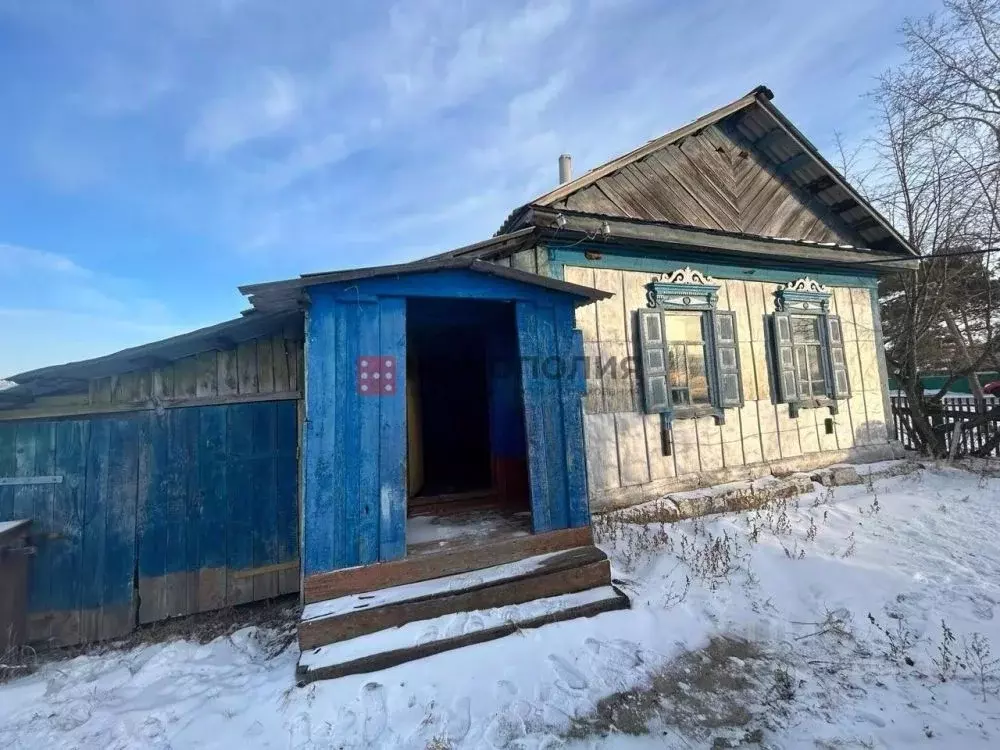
[187, 68, 301, 158]
[0, 0, 939, 285]
[0, 243, 184, 377]
[0, 243, 92, 277]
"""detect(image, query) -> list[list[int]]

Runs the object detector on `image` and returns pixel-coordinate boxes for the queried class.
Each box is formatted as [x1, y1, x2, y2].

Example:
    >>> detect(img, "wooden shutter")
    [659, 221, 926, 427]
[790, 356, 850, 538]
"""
[713, 310, 743, 408]
[826, 315, 850, 399]
[638, 310, 670, 413]
[771, 312, 800, 403]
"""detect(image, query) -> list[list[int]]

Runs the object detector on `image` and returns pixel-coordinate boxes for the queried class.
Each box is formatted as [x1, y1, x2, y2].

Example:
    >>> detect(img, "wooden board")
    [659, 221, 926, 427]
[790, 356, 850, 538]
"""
[561, 124, 862, 246]
[300, 547, 610, 649]
[302, 526, 593, 603]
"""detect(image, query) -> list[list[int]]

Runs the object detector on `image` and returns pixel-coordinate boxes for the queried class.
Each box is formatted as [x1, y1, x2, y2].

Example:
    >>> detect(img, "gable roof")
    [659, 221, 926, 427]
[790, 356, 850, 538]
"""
[498, 86, 916, 258]
[239, 234, 611, 313]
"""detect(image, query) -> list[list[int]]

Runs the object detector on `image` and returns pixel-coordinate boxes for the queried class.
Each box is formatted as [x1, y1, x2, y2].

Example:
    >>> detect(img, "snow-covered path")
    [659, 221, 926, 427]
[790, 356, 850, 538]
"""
[4, 464, 1000, 748]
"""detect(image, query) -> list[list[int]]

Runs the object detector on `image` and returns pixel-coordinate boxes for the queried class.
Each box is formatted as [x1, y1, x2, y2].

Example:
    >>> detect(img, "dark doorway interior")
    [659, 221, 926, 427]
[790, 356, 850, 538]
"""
[406, 298, 529, 515]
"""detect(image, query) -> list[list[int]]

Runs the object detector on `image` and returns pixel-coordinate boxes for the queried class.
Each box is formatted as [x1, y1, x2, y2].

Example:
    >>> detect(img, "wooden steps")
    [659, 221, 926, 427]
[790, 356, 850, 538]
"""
[296, 544, 628, 681]
[297, 585, 629, 683]
[303, 526, 592, 603]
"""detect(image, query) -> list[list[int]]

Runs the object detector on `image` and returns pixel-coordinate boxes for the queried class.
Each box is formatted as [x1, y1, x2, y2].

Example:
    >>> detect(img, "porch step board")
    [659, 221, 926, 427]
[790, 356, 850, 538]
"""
[302, 526, 593, 603]
[297, 584, 629, 683]
[299, 545, 612, 650]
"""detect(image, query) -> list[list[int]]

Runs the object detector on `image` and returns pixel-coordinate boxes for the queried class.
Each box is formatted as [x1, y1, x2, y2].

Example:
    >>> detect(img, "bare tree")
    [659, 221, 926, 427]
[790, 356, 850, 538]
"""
[869, 0, 1000, 454]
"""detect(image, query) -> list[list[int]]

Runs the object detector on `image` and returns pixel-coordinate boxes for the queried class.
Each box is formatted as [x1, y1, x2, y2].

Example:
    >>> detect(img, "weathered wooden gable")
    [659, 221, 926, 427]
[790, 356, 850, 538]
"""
[551, 120, 862, 247]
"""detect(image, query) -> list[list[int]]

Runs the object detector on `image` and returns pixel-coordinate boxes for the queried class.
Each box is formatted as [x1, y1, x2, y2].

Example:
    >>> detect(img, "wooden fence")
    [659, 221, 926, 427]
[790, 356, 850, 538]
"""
[0, 399, 299, 647]
[891, 394, 1000, 457]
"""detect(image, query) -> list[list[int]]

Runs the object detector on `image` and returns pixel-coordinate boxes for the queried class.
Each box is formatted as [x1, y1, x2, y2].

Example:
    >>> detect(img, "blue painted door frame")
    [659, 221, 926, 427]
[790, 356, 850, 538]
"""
[302, 269, 593, 577]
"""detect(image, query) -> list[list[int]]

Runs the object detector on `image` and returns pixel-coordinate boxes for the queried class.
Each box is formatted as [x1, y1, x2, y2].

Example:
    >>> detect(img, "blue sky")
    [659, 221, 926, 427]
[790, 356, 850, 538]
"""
[0, 0, 939, 378]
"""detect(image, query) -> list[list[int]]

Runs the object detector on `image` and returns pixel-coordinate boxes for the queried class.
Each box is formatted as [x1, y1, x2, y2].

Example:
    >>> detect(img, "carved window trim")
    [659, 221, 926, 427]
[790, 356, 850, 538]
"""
[771, 278, 851, 416]
[638, 268, 743, 425]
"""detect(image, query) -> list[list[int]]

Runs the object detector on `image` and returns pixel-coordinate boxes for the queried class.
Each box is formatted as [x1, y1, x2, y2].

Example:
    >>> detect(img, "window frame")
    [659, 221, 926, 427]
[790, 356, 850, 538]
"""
[771, 277, 850, 415]
[639, 267, 744, 424]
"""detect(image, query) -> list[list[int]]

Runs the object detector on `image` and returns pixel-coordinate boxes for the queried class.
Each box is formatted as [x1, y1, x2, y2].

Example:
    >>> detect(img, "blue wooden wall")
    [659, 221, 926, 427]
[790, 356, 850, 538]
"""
[303, 292, 406, 575]
[302, 268, 593, 579]
[0, 400, 299, 646]
[516, 300, 590, 531]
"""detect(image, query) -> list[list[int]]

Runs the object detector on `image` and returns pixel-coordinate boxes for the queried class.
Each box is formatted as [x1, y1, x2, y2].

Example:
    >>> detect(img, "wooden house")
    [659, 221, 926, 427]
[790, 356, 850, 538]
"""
[0, 86, 916, 676]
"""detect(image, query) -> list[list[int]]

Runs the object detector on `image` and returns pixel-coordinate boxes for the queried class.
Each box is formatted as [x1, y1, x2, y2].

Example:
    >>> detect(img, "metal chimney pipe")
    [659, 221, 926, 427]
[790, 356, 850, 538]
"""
[558, 154, 572, 184]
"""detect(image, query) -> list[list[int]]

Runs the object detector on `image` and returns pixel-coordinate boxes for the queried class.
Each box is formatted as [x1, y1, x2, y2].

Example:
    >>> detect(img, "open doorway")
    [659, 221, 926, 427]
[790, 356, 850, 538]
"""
[406, 298, 531, 549]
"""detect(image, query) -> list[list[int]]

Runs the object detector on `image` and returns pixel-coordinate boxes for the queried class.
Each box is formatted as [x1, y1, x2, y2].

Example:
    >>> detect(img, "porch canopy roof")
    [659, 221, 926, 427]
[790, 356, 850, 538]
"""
[240, 230, 612, 313]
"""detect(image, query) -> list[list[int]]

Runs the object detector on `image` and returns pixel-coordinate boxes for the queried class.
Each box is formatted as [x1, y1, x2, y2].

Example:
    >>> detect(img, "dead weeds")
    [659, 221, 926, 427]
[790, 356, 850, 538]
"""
[565, 636, 794, 746]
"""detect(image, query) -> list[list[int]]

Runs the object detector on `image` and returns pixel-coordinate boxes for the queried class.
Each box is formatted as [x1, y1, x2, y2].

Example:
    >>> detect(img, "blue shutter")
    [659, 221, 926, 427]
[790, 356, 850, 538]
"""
[771, 312, 800, 403]
[826, 315, 850, 399]
[638, 310, 670, 413]
[713, 310, 743, 408]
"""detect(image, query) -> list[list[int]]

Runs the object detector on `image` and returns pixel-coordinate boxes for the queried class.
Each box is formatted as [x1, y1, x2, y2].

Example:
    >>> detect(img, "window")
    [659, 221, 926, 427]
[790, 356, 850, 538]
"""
[791, 315, 827, 398]
[637, 267, 743, 423]
[666, 311, 710, 406]
[771, 278, 850, 410]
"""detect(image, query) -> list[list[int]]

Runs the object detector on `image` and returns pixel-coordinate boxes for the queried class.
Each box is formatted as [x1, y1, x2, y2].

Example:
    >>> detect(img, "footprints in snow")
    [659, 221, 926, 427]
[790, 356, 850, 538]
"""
[285, 638, 645, 748]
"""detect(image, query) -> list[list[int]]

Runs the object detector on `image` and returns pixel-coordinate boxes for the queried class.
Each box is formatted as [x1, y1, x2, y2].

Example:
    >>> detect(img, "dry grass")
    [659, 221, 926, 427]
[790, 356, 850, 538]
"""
[0, 643, 36, 684]
[565, 636, 791, 745]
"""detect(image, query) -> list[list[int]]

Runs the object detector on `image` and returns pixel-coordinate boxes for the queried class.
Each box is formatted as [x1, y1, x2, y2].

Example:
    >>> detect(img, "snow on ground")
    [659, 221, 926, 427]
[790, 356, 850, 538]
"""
[5, 464, 1000, 748]
[0, 519, 30, 535]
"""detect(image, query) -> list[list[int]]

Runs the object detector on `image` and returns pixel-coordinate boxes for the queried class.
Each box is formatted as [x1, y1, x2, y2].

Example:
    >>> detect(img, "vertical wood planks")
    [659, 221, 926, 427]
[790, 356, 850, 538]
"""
[217, 349, 239, 397]
[356, 302, 381, 566]
[696, 417, 724, 471]
[556, 307, 591, 527]
[378, 298, 407, 561]
[564, 266, 603, 414]
[80, 419, 110, 641]
[0, 423, 14, 521]
[275, 401, 300, 594]
[584, 414, 620, 491]
[47, 420, 88, 644]
[272, 336, 291, 393]
[3, 402, 299, 645]
[303, 288, 403, 573]
[101, 418, 139, 639]
[594, 269, 633, 412]
[537, 304, 571, 529]
[672, 418, 700, 475]
[174, 356, 199, 399]
[833, 288, 864, 447]
[226, 404, 256, 606]
[517, 301, 554, 531]
[251, 403, 279, 599]
[303, 292, 337, 576]
[515, 299, 590, 530]
[615, 414, 650, 486]
[197, 406, 228, 612]
[237, 341, 259, 395]
[853, 288, 888, 442]
[331, 301, 357, 568]
[195, 352, 218, 398]
[257, 338, 275, 394]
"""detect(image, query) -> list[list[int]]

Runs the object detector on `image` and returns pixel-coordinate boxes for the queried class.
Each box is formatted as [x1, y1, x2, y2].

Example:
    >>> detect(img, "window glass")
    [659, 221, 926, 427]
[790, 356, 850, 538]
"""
[791, 315, 827, 397]
[792, 316, 820, 343]
[665, 311, 711, 406]
[665, 311, 704, 342]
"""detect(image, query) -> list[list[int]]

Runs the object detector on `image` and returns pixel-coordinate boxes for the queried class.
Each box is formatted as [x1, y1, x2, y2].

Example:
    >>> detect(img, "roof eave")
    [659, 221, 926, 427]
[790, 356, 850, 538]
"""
[530, 208, 919, 273]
